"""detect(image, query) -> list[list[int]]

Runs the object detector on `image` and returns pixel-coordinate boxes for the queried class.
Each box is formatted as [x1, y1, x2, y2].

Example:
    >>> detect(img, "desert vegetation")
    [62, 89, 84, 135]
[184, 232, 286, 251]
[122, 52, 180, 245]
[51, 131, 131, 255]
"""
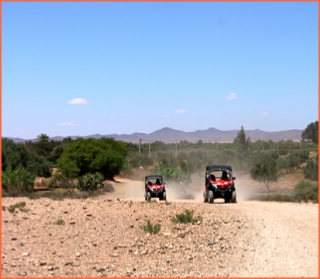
[2, 122, 318, 203]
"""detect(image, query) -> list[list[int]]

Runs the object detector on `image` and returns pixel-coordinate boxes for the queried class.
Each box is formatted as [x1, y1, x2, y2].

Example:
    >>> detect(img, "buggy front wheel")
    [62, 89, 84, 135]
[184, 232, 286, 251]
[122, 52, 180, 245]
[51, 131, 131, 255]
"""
[146, 192, 151, 201]
[203, 191, 208, 203]
[208, 190, 214, 204]
[231, 191, 237, 203]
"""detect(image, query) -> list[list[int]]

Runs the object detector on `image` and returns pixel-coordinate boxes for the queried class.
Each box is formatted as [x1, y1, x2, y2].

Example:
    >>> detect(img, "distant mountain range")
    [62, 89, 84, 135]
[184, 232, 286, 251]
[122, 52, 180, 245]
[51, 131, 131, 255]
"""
[4, 127, 304, 144]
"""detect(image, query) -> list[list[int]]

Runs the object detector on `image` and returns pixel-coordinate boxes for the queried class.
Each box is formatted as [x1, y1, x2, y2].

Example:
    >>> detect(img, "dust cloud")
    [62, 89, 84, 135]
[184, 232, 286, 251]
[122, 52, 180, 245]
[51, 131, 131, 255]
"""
[164, 173, 262, 203]
[107, 172, 261, 203]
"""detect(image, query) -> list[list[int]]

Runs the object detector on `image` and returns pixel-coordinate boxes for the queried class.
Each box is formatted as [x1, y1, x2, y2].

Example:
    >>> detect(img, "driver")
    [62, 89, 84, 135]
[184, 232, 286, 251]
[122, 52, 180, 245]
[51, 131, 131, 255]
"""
[221, 171, 229, 180]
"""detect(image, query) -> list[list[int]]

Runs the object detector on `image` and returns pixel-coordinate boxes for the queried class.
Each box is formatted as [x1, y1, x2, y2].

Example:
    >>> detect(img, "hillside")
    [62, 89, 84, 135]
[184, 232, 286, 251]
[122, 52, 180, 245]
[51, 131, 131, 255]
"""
[5, 127, 303, 144]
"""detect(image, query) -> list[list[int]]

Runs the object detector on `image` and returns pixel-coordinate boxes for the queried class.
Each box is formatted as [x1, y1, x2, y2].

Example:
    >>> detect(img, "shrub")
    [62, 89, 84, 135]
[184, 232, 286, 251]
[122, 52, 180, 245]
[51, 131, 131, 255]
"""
[140, 220, 161, 234]
[74, 172, 104, 192]
[171, 209, 202, 224]
[2, 167, 36, 193]
[293, 181, 318, 203]
[303, 160, 318, 181]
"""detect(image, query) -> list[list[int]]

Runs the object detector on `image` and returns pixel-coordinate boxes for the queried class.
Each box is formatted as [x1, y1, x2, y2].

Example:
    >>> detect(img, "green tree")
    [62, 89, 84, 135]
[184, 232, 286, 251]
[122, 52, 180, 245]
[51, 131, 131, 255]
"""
[57, 137, 127, 180]
[2, 138, 51, 177]
[304, 160, 318, 181]
[36, 133, 50, 142]
[233, 126, 248, 152]
[250, 160, 278, 192]
[90, 149, 125, 180]
[301, 121, 318, 144]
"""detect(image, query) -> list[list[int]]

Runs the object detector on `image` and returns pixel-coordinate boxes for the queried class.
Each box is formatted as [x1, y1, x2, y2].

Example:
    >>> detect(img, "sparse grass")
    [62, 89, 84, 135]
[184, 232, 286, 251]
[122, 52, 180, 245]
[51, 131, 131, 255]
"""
[102, 183, 115, 192]
[165, 200, 171, 205]
[3, 202, 28, 213]
[41, 190, 67, 201]
[171, 209, 202, 224]
[255, 180, 318, 203]
[146, 199, 157, 203]
[141, 199, 157, 204]
[28, 192, 41, 199]
[140, 220, 161, 234]
[45, 219, 65, 225]
[55, 219, 65, 225]
[259, 194, 295, 202]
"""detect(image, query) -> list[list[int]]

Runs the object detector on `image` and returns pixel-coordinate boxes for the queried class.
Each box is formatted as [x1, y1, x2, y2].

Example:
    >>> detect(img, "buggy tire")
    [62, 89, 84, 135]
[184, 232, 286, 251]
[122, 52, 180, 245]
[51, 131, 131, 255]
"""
[208, 190, 214, 204]
[231, 191, 237, 203]
[146, 192, 151, 201]
[203, 191, 208, 203]
[162, 191, 166, 201]
[224, 193, 231, 203]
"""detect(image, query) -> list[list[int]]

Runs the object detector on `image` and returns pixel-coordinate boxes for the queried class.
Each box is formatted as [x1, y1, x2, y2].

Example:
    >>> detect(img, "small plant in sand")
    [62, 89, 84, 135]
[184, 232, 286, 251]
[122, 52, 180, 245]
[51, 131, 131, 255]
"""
[171, 209, 202, 224]
[140, 220, 161, 234]
[4, 202, 28, 213]
[55, 219, 65, 225]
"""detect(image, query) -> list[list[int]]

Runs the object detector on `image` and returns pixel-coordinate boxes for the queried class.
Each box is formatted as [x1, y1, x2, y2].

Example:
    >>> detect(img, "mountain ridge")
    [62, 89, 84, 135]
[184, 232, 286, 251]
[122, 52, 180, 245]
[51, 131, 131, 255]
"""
[4, 127, 304, 144]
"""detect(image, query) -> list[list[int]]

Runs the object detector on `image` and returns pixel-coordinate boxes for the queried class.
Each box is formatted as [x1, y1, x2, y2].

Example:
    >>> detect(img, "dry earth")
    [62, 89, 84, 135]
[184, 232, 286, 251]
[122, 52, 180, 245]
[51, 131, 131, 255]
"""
[2, 175, 319, 278]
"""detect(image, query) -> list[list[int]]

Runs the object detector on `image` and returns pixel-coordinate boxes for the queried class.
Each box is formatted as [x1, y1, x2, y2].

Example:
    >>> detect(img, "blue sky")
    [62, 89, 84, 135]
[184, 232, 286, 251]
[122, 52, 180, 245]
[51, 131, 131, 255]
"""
[2, 2, 318, 139]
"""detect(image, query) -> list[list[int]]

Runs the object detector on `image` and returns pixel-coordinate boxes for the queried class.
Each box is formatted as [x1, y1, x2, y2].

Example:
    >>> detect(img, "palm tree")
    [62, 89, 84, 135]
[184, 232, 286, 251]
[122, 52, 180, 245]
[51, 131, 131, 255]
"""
[36, 133, 50, 142]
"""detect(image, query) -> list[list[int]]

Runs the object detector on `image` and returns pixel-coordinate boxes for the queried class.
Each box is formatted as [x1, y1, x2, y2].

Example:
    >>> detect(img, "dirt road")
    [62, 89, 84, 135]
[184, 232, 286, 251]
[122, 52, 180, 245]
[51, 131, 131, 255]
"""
[2, 177, 318, 277]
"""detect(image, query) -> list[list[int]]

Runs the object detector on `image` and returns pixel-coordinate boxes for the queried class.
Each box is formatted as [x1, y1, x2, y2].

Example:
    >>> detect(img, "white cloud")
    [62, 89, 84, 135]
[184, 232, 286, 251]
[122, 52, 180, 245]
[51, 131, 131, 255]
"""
[58, 122, 74, 126]
[68, 98, 88, 104]
[175, 109, 188, 114]
[226, 92, 237, 100]
[260, 112, 269, 117]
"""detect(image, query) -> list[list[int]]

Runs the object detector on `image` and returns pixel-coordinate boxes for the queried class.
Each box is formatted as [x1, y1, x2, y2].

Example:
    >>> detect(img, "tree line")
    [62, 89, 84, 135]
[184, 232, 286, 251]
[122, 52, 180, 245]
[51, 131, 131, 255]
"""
[2, 122, 318, 195]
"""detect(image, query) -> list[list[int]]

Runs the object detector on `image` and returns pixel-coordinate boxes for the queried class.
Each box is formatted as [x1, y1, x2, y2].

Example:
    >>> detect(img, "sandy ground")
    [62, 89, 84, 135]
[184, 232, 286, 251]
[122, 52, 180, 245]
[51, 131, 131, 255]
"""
[1, 176, 319, 277]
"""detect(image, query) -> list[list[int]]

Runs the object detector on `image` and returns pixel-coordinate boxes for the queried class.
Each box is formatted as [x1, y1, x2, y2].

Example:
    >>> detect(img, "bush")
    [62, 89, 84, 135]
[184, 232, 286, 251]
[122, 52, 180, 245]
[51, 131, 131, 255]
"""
[74, 172, 104, 192]
[2, 167, 36, 194]
[2, 138, 52, 177]
[171, 209, 202, 224]
[303, 160, 318, 181]
[293, 181, 318, 203]
[140, 220, 161, 234]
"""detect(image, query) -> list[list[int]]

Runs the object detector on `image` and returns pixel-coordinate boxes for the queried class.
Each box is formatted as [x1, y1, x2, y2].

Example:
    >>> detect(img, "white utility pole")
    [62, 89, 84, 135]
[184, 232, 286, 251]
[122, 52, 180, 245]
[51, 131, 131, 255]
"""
[139, 138, 150, 157]
[175, 140, 178, 158]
